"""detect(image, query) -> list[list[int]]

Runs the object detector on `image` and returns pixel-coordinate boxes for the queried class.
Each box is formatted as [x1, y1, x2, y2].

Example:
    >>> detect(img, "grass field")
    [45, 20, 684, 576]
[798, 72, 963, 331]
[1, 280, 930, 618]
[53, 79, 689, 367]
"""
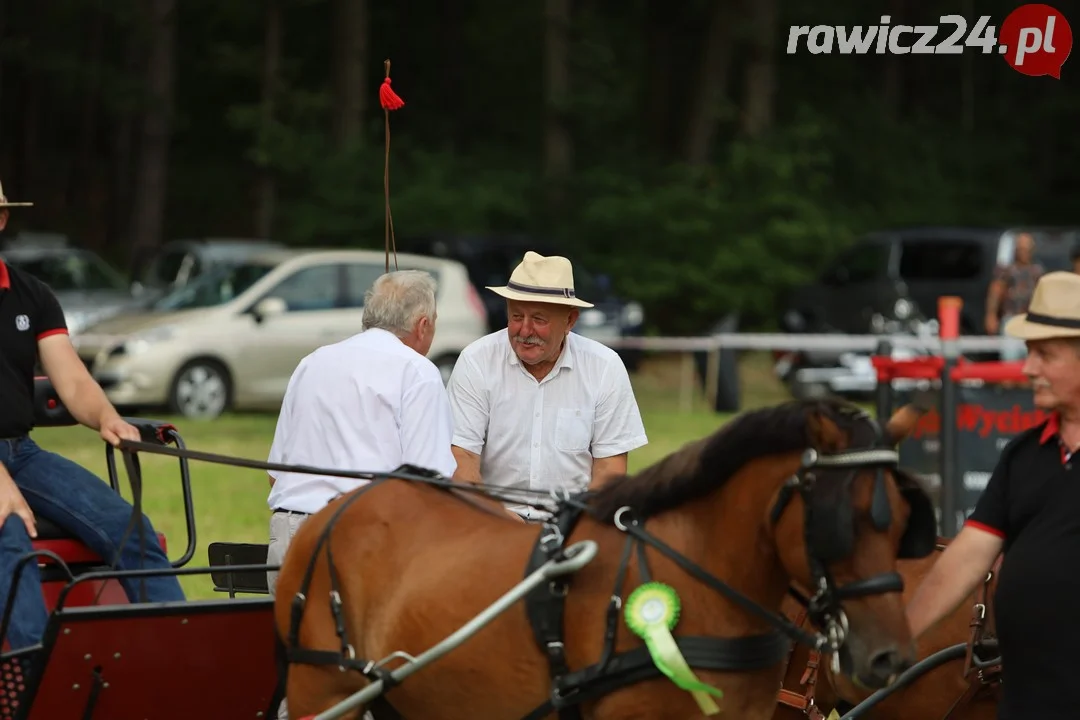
[31, 352, 794, 600]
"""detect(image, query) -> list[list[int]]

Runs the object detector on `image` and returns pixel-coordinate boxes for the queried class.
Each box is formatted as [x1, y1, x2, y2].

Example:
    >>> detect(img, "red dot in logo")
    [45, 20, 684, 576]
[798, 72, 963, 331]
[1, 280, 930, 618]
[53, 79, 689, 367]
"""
[999, 3, 1073, 78]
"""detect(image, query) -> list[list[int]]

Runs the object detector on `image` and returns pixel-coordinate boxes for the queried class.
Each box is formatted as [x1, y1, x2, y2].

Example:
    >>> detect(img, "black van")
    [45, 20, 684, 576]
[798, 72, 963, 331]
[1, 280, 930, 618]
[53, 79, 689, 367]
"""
[781, 226, 1080, 339]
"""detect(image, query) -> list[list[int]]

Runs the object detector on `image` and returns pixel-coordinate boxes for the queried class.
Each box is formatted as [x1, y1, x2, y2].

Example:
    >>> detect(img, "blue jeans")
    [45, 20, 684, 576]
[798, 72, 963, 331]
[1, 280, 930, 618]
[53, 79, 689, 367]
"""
[0, 436, 185, 651]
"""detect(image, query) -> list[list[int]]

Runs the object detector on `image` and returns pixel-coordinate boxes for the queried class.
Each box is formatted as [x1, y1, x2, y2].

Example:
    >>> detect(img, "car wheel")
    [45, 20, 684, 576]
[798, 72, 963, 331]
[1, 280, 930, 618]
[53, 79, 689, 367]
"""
[433, 354, 459, 386]
[169, 359, 231, 419]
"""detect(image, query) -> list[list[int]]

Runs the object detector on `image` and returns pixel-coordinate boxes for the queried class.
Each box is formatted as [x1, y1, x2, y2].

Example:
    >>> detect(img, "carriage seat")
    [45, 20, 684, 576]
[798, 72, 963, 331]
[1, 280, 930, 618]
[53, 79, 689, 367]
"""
[32, 514, 168, 567]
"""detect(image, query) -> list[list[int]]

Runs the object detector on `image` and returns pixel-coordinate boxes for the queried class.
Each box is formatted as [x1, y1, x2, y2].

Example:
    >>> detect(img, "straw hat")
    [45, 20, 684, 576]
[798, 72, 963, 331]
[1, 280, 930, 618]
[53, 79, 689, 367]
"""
[486, 251, 594, 308]
[0, 178, 32, 208]
[1004, 271, 1080, 340]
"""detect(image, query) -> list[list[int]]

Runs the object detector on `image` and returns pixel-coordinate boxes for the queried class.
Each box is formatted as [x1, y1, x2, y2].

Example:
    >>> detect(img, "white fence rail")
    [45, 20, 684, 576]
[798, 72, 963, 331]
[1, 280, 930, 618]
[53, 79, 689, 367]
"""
[601, 332, 1010, 353]
[597, 332, 1013, 413]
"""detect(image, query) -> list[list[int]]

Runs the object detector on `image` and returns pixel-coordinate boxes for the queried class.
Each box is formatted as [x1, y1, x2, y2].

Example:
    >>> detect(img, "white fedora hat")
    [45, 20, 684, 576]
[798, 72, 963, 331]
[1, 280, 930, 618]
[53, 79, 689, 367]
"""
[486, 251, 594, 308]
[1004, 271, 1080, 340]
[0, 178, 32, 208]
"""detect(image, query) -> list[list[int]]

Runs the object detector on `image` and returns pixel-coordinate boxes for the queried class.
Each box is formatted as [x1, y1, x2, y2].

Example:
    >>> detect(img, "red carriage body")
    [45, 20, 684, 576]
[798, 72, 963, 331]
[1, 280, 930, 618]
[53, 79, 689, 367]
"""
[0, 379, 280, 719]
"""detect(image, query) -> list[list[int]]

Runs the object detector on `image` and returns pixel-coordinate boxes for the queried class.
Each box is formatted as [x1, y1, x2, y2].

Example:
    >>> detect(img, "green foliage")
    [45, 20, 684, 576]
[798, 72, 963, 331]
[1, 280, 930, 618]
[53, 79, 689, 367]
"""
[4, 0, 1076, 338]
[269, 142, 541, 248]
[569, 114, 856, 333]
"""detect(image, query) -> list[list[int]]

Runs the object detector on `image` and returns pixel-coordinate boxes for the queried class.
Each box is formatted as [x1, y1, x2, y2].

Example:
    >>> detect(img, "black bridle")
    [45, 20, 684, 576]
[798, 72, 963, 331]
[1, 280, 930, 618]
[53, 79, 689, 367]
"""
[768, 445, 907, 660]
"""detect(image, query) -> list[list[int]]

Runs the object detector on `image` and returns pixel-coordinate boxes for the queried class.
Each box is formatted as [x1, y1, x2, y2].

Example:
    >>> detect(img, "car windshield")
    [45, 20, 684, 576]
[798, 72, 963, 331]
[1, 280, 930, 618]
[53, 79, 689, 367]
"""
[7, 251, 129, 292]
[153, 262, 275, 311]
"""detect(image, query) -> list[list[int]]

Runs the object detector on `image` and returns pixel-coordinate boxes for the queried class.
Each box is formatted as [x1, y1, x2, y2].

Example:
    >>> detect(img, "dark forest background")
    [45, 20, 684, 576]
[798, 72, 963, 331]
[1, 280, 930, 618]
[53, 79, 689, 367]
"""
[0, 0, 1077, 334]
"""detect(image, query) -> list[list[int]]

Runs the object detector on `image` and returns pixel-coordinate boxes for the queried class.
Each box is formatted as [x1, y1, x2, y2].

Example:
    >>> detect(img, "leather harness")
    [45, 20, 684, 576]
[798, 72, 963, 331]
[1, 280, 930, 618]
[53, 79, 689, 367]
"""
[775, 604, 828, 720]
[774, 544, 1004, 719]
[271, 440, 928, 718]
[518, 501, 795, 720]
[943, 553, 1003, 716]
[110, 428, 931, 719]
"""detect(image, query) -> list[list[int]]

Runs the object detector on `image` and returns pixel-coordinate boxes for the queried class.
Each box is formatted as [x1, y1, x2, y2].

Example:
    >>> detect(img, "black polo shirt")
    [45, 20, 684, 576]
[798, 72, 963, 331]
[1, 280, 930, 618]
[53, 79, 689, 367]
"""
[966, 412, 1079, 719]
[0, 259, 68, 438]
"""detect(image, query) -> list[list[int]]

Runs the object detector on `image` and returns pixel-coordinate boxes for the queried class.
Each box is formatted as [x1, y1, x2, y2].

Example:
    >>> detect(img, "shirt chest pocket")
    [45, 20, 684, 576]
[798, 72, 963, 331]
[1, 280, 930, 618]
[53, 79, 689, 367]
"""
[555, 407, 593, 453]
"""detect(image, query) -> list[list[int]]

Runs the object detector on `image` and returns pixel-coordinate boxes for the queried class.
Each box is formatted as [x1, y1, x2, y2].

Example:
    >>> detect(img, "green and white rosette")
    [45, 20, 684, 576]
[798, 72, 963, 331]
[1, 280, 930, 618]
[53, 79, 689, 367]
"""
[624, 582, 723, 715]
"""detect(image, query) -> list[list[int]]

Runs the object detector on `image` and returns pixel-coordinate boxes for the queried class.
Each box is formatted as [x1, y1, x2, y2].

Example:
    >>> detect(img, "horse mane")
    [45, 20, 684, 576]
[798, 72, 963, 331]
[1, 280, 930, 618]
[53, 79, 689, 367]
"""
[586, 397, 871, 522]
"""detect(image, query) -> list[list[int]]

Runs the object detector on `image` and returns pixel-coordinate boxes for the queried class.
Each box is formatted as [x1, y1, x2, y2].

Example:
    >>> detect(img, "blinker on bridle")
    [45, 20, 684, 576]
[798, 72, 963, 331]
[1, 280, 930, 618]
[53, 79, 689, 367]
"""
[768, 420, 908, 664]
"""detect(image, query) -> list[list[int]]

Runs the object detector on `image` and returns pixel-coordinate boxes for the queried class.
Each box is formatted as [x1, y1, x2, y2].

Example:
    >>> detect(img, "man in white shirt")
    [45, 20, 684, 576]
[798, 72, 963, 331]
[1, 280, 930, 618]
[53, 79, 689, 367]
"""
[447, 251, 648, 520]
[265, 269, 456, 592]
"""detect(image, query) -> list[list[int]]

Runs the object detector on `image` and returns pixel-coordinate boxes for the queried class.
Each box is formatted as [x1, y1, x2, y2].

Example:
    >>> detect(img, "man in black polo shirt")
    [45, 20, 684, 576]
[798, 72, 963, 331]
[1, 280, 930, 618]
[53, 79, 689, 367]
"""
[906, 270, 1080, 718]
[0, 183, 184, 651]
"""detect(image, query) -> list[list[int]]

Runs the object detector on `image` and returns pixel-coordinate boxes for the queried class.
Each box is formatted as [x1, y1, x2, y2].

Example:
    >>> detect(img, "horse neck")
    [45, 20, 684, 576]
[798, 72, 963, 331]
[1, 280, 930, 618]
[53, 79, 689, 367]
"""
[643, 452, 804, 635]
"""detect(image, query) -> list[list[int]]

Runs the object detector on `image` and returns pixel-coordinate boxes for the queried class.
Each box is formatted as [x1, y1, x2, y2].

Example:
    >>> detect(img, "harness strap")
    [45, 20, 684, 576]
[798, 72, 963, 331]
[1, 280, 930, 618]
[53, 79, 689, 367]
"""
[601, 504, 824, 650]
[775, 604, 826, 719]
[286, 479, 390, 655]
[962, 554, 1002, 679]
[285, 648, 402, 691]
[593, 535, 636, 675]
[521, 633, 792, 720]
[121, 448, 149, 603]
[524, 503, 587, 720]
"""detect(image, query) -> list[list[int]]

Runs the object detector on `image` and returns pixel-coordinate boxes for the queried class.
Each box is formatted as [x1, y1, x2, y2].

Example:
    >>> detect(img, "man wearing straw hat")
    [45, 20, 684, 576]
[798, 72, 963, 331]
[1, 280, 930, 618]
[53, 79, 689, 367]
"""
[447, 251, 648, 520]
[906, 271, 1080, 718]
[0, 178, 185, 653]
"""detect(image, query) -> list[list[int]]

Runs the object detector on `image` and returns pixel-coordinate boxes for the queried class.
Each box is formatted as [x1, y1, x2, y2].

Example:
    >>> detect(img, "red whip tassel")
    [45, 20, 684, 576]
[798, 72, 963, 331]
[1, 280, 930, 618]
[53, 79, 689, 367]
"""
[380, 77, 405, 111]
[381, 59, 404, 273]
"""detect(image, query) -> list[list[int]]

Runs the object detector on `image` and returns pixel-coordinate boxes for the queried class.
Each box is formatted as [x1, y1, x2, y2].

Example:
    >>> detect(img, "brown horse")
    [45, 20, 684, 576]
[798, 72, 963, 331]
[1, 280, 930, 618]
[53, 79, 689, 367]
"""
[273, 397, 938, 720]
[773, 408, 1002, 720]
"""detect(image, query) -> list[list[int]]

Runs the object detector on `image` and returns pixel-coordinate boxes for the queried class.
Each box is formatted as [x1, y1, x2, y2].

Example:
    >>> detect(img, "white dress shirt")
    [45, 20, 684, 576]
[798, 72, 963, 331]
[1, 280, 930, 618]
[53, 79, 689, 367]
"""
[266, 328, 457, 515]
[447, 329, 648, 516]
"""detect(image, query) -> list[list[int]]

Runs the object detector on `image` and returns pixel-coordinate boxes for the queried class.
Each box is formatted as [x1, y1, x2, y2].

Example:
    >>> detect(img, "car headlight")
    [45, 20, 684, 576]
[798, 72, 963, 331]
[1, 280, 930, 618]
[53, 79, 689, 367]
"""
[112, 325, 177, 356]
[782, 310, 805, 333]
[579, 309, 606, 328]
[65, 312, 88, 335]
[894, 298, 913, 320]
[621, 302, 644, 328]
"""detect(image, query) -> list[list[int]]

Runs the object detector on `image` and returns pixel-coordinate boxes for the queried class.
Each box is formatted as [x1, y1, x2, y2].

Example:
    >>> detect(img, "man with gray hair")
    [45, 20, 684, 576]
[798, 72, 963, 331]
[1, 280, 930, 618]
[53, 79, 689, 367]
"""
[263, 269, 456, 719]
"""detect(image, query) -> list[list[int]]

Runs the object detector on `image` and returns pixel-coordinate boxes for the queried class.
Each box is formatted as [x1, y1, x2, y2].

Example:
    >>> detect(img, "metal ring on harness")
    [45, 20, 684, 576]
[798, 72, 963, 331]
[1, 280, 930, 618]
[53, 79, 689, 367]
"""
[613, 506, 633, 532]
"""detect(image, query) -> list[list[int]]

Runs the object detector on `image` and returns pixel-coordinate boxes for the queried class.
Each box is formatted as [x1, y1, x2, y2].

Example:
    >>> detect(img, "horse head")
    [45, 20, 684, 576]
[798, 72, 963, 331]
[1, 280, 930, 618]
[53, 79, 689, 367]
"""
[769, 398, 937, 690]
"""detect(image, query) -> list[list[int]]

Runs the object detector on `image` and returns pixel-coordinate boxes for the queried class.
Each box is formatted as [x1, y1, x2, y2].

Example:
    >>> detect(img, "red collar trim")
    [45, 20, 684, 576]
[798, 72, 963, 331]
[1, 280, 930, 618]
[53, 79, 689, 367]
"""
[1040, 411, 1061, 445]
[0, 259, 9, 290]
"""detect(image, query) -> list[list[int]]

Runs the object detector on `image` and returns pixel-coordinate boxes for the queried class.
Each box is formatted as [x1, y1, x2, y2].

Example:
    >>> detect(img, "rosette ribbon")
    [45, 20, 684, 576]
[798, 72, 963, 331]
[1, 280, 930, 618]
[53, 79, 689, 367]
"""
[624, 582, 724, 715]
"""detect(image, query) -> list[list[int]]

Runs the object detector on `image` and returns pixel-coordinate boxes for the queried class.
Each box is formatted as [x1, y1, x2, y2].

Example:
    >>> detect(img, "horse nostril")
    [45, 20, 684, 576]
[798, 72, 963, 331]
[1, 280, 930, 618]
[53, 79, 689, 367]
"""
[869, 647, 908, 682]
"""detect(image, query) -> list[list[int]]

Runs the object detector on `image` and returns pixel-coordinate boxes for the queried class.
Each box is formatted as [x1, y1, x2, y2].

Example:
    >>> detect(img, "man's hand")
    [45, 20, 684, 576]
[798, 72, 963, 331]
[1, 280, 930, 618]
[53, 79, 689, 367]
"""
[0, 465, 36, 539]
[99, 415, 140, 447]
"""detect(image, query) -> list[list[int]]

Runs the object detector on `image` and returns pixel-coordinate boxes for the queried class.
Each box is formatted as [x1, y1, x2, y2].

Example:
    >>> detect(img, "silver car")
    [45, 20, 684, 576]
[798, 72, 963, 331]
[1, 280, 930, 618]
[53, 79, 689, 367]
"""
[0, 242, 143, 335]
[72, 248, 490, 419]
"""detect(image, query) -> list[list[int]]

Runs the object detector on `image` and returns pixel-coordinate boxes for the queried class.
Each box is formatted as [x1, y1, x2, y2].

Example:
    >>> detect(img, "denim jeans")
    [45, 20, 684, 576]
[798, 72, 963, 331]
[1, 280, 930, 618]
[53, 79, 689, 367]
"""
[0, 435, 185, 651]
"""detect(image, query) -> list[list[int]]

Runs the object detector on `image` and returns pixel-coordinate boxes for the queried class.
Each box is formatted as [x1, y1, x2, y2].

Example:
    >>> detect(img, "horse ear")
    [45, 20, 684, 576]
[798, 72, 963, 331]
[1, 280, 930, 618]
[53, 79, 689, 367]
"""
[805, 407, 847, 452]
[881, 388, 938, 446]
